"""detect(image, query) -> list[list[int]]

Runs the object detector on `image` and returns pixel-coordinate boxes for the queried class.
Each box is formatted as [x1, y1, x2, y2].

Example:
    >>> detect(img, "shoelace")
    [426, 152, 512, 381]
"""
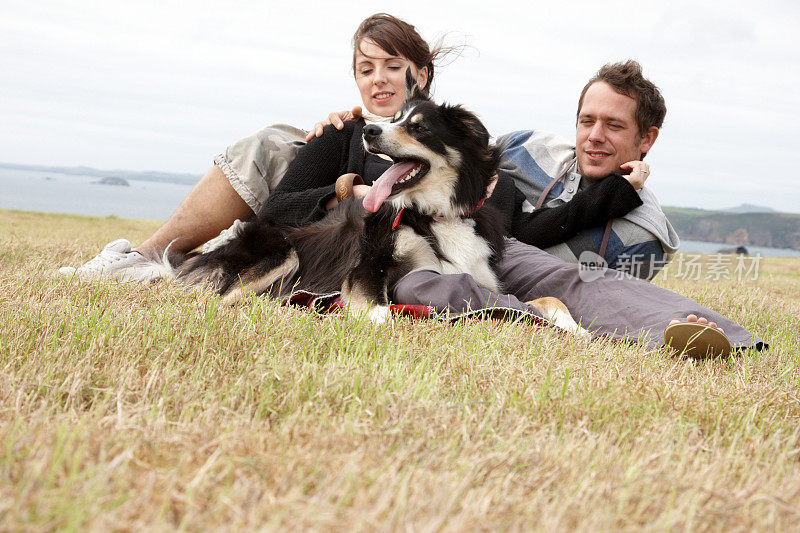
[79, 249, 130, 270]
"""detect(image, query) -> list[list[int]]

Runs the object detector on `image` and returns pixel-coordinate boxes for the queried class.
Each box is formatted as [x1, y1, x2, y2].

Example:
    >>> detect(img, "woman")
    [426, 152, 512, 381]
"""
[260, 14, 436, 227]
[58, 14, 440, 276]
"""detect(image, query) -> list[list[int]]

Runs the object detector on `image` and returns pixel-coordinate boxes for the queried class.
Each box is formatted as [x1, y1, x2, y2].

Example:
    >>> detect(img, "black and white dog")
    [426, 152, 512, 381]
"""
[160, 73, 585, 332]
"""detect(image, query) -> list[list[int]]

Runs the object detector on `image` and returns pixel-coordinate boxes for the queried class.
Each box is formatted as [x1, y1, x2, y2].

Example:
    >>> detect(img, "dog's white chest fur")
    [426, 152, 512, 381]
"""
[394, 219, 499, 292]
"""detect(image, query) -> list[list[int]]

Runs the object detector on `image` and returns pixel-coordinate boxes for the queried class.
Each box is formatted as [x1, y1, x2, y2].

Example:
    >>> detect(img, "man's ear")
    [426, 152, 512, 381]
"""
[639, 126, 659, 156]
[405, 68, 429, 103]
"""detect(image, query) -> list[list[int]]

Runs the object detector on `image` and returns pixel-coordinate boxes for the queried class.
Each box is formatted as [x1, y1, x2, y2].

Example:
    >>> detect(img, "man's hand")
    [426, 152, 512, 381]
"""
[619, 161, 651, 190]
[352, 184, 371, 198]
[305, 106, 364, 141]
[485, 173, 499, 199]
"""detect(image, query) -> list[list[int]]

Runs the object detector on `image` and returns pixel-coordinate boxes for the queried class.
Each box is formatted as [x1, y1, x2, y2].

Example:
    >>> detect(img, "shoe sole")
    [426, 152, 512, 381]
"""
[664, 322, 732, 359]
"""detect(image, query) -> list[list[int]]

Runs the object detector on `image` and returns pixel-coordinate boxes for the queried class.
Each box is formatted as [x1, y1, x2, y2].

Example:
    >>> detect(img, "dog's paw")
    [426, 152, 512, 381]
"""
[527, 297, 590, 338]
[549, 311, 590, 338]
[344, 299, 391, 324]
[367, 305, 392, 324]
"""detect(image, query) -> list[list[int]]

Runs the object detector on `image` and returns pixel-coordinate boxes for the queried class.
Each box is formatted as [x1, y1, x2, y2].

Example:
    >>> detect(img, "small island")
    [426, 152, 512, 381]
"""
[94, 176, 130, 187]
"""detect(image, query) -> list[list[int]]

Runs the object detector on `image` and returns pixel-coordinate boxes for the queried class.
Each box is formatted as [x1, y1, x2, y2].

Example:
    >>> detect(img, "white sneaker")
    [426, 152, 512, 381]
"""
[59, 238, 146, 280]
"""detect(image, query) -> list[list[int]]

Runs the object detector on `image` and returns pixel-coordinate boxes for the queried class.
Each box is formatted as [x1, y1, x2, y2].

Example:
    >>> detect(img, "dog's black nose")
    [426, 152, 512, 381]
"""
[363, 124, 382, 142]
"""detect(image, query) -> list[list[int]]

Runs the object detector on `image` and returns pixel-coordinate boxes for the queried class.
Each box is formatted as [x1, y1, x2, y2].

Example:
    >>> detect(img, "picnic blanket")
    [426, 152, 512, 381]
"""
[287, 290, 551, 326]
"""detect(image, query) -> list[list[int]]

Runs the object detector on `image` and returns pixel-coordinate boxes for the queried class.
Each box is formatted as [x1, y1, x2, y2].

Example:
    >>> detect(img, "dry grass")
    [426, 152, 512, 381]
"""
[2, 208, 799, 531]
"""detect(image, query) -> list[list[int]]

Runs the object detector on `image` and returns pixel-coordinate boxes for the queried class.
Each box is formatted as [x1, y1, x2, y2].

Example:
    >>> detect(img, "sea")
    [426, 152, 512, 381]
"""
[1, 167, 194, 221]
[3, 167, 800, 258]
[677, 240, 800, 258]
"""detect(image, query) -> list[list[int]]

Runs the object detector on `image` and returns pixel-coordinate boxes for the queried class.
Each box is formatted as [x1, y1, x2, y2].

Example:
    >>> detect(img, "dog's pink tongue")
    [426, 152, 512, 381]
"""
[362, 161, 417, 213]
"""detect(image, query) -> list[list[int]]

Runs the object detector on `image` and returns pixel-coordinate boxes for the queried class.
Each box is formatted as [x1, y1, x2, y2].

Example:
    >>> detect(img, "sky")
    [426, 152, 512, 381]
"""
[1, 0, 799, 213]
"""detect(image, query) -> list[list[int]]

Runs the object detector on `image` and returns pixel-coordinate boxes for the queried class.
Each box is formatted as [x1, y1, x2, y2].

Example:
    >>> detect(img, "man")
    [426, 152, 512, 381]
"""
[491, 60, 679, 281]
[387, 61, 763, 353]
[389, 61, 682, 319]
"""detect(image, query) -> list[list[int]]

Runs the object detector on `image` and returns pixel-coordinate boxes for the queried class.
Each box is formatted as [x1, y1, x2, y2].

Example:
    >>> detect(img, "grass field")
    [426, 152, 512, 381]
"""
[2, 208, 799, 531]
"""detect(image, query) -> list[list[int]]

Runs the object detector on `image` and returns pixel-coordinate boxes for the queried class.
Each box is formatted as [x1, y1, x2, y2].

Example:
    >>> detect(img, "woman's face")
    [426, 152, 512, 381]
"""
[354, 39, 428, 116]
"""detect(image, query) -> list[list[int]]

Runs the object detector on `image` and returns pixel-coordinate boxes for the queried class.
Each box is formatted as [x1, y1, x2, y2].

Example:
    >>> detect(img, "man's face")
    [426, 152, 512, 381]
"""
[576, 81, 656, 179]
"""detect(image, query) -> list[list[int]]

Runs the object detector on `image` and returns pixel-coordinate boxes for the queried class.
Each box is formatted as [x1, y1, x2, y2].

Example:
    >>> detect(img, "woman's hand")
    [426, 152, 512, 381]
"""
[305, 106, 364, 141]
[619, 161, 650, 190]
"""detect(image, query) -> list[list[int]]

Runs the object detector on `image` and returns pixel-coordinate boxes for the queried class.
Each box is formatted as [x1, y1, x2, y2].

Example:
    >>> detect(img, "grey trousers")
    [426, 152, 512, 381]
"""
[392, 238, 765, 350]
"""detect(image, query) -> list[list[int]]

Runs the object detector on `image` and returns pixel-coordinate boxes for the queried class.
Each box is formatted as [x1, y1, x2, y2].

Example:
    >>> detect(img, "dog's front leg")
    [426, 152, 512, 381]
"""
[341, 274, 391, 324]
[340, 216, 396, 324]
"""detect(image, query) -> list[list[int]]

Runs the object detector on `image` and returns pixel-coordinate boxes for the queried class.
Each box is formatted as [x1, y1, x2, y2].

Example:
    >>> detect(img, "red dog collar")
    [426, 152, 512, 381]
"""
[391, 197, 487, 231]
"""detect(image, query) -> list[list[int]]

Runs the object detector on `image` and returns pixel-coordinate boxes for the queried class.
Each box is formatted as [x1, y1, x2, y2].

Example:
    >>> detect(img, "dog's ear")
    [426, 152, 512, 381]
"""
[441, 104, 490, 144]
[405, 68, 429, 103]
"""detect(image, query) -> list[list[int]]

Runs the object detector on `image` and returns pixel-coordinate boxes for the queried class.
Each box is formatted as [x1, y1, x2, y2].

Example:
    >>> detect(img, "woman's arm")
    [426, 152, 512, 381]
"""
[488, 172, 643, 249]
[262, 122, 357, 226]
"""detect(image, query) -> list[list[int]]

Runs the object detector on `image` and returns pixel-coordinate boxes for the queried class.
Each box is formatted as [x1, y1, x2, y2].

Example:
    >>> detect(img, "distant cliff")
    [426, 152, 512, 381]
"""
[0, 162, 200, 186]
[663, 207, 800, 251]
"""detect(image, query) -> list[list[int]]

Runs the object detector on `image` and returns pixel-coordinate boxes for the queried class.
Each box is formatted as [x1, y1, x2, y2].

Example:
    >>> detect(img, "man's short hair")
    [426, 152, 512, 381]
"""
[577, 60, 667, 136]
